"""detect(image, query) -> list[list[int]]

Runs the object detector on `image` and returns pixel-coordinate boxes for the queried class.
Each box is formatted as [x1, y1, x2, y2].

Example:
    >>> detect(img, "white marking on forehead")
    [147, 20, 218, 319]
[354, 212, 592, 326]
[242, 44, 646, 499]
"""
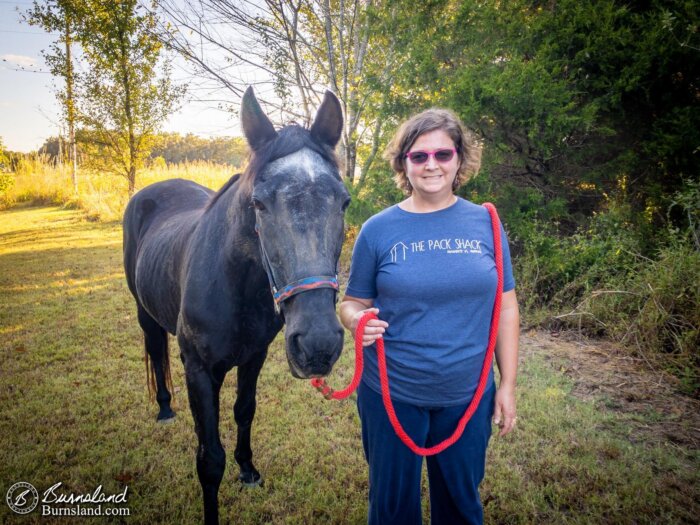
[266, 148, 322, 182]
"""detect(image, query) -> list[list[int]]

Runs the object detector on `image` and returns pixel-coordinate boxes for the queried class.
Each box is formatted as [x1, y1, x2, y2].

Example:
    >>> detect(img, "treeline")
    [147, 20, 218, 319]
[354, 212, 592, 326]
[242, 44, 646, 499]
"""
[149, 133, 247, 166]
[347, 0, 699, 394]
[8, 0, 699, 392]
[36, 132, 248, 167]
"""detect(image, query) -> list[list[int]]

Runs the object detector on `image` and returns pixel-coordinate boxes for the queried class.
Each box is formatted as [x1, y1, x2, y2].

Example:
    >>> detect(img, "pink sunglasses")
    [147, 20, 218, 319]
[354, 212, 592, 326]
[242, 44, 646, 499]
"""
[404, 148, 457, 164]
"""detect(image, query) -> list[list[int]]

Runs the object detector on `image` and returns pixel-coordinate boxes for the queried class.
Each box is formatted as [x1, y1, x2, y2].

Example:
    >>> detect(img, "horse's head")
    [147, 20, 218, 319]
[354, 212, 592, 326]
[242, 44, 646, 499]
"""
[241, 87, 349, 379]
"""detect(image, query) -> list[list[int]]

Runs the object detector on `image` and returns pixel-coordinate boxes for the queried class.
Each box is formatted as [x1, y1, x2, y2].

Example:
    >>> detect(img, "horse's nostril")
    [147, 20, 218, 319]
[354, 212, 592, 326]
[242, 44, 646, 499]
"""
[290, 334, 306, 362]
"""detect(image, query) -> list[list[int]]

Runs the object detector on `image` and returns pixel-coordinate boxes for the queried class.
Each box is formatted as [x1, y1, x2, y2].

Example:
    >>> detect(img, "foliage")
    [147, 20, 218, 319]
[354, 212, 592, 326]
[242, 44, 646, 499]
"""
[344, 166, 403, 226]
[150, 132, 248, 166]
[512, 197, 699, 395]
[0, 137, 10, 171]
[159, 0, 389, 181]
[24, 1, 184, 195]
[667, 178, 700, 250]
[0, 173, 14, 206]
[23, 0, 79, 118]
[591, 239, 700, 395]
[9, 0, 700, 388]
[24, 0, 80, 192]
[73, 0, 184, 195]
[37, 132, 249, 168]
[342, 0, 700, 386]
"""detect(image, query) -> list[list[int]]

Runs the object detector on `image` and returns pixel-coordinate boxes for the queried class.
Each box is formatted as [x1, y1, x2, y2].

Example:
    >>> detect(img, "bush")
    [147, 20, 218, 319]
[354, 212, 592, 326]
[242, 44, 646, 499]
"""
[0, 172, 14, 206]
[345, 168, 403, 226]
[585, 239, 700, 395]
[511, 199, 643, 317]
[512, 196, 699, 396]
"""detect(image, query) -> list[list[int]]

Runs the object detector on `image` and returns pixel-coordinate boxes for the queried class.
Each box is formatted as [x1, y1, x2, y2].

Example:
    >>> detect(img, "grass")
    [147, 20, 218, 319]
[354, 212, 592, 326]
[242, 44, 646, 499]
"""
[0, 158, 236, 222]
[0, 205, 698, 524]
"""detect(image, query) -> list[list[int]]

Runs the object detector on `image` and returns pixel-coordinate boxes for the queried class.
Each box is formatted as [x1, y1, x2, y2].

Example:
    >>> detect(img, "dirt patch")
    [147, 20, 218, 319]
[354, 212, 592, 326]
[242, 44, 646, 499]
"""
[521, 329, 700, 450]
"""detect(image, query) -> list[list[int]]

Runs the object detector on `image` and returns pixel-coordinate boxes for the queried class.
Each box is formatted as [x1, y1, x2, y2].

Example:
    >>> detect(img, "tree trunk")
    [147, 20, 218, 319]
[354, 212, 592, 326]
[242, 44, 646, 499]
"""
[65, 16, 78, 194]
[119, 25, 137, 196]
[359, 117, 384, 188]
[345, 141, 357, 182]
[128, 165, 136, 196]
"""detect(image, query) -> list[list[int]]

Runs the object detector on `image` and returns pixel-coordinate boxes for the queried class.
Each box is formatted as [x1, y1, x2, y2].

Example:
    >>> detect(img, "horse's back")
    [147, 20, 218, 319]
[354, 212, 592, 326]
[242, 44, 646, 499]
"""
[123, 178, 215, 333]
[124, 178, 213, 231]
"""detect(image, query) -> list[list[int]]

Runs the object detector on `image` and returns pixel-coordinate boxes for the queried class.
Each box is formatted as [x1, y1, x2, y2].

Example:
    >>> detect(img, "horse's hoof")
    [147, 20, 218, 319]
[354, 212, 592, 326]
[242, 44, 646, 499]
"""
[156, 413, 176, 424]
[238, 472, 263, 488]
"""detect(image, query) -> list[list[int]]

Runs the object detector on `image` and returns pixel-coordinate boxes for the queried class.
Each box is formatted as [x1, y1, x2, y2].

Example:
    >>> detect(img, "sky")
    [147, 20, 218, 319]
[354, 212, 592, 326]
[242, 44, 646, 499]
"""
[0, 0, 243, 152]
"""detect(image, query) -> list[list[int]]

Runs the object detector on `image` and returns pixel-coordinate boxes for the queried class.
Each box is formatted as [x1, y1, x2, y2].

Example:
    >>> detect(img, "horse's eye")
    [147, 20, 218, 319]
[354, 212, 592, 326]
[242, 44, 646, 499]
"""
[252, 198, 266, 211]
[341, 198, 351, 212]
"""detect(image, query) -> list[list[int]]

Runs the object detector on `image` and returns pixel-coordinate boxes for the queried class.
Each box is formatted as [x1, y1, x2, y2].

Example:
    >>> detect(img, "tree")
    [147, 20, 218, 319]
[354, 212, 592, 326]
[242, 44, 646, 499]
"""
[0, 138, 9, 171]
[362, 1, 699, 232]
[24, 0, 80, 193]
[149, 133, 248, 166]
[158, 0, 391, 181]
[76, 0, 184, 194]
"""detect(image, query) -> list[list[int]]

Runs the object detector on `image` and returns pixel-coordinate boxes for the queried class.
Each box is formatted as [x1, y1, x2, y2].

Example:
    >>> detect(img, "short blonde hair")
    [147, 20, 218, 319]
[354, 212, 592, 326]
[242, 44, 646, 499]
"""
[384, 108, 482, 194]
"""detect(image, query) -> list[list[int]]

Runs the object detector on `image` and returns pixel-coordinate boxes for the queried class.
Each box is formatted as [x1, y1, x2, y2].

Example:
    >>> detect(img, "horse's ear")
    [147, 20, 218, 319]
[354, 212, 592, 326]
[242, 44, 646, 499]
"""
[310, 91, 343, 148]
[241, 86, 277, 150]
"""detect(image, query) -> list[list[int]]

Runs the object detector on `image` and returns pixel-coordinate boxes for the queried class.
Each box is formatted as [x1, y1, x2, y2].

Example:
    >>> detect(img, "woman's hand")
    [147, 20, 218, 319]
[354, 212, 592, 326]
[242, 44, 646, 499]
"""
[493, 384, 517, 437]
[351, 307, 389, 347]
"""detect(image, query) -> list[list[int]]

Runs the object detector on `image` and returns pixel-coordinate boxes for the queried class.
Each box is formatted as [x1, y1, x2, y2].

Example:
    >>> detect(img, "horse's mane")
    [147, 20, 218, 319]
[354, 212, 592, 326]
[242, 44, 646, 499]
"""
[206, 125, 338, 211]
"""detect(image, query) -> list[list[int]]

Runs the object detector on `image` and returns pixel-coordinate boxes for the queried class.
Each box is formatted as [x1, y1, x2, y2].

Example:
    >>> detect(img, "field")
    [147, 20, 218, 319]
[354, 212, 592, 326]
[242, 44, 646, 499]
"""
[1, 205, 698, 524]
[1, 160, 236, 222]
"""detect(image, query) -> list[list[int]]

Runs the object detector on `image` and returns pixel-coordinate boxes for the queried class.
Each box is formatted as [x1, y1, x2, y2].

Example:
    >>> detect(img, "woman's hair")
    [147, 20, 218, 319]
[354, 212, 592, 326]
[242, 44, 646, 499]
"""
[384, 108, 482, 194]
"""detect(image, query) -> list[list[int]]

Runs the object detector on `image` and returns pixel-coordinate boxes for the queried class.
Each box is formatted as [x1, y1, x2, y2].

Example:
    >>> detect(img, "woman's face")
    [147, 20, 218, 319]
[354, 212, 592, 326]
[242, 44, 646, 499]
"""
[404, 129, 459, 200]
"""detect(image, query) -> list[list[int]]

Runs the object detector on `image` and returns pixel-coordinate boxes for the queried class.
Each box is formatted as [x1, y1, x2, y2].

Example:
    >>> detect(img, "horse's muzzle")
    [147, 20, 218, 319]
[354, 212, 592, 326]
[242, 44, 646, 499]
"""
[285, 328, 343, 379]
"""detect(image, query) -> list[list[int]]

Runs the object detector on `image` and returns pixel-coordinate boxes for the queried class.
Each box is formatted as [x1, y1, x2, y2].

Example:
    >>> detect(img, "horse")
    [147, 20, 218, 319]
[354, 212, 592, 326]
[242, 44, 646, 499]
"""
[122, 87, 349, 524]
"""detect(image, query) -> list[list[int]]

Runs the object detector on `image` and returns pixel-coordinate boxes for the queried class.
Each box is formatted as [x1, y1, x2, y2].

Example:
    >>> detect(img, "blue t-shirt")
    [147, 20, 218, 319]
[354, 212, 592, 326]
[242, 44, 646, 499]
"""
[346, 198, 515, 407]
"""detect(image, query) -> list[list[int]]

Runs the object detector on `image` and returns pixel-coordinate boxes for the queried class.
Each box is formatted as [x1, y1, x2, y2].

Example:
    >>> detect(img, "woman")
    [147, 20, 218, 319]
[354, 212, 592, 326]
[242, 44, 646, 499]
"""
[339, 108, 520, 525]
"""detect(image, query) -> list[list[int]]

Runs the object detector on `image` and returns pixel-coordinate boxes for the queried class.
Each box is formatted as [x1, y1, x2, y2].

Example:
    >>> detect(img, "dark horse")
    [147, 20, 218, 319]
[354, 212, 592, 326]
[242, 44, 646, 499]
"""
[123, 88, 348, 524]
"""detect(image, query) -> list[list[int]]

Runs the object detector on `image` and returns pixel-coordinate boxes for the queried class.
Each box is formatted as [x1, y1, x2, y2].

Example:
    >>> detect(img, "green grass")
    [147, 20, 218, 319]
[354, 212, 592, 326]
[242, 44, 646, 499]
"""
[1, 205, 698, 524]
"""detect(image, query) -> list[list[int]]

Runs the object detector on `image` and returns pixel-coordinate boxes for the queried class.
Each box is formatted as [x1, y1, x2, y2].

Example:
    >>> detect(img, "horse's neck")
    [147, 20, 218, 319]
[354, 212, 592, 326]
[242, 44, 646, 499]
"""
[207, 184, 261, 268]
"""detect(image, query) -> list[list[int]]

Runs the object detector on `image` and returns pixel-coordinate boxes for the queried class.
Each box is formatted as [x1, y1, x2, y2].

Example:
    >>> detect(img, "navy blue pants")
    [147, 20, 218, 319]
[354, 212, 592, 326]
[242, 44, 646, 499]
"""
[356, 381, 495, 525]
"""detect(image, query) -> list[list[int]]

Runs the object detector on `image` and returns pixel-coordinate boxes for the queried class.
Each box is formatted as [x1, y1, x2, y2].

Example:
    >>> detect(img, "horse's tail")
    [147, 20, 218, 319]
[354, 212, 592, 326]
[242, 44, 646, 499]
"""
[144, 335, 174, 402]
[144, 333, 175, 401]
[137, 303, 174, 404]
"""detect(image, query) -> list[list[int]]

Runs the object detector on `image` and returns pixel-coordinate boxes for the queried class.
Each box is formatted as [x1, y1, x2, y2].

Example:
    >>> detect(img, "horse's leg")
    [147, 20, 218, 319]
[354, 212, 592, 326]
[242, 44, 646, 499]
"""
[137, 305, 175, 422]
[234, 348, 267, 486]
[184, 353, 225, 525]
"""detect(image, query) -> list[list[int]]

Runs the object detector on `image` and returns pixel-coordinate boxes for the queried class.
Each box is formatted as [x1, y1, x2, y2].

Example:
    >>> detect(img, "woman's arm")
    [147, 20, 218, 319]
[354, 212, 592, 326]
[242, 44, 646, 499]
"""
[493, 289, 520, 437]
[339, 295, 389, 347]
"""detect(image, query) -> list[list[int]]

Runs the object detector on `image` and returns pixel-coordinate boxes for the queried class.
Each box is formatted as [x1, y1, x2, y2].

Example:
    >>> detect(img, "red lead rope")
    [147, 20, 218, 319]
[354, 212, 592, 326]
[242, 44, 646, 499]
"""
[310, 202, 504, 456]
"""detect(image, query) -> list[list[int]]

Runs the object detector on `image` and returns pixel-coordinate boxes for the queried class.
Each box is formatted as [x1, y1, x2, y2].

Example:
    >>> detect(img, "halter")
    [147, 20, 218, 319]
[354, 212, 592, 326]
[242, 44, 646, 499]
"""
[255, 223, 339, 313]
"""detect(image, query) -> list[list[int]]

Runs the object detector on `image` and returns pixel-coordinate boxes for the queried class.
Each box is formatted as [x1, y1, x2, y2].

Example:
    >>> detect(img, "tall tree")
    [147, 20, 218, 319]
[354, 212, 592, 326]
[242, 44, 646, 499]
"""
[364, 0, 700, 233]
[77, 0, 184, 194]
[0, 138, 9, 171]
[159, 0, 389, 181]
[24, 0, 80, 193]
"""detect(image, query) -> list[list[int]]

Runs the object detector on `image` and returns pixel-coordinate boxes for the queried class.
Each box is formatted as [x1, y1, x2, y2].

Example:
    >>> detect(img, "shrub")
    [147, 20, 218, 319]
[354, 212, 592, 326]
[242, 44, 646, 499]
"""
[0, 172, 14, 206]
[585, 239, 700, 395]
